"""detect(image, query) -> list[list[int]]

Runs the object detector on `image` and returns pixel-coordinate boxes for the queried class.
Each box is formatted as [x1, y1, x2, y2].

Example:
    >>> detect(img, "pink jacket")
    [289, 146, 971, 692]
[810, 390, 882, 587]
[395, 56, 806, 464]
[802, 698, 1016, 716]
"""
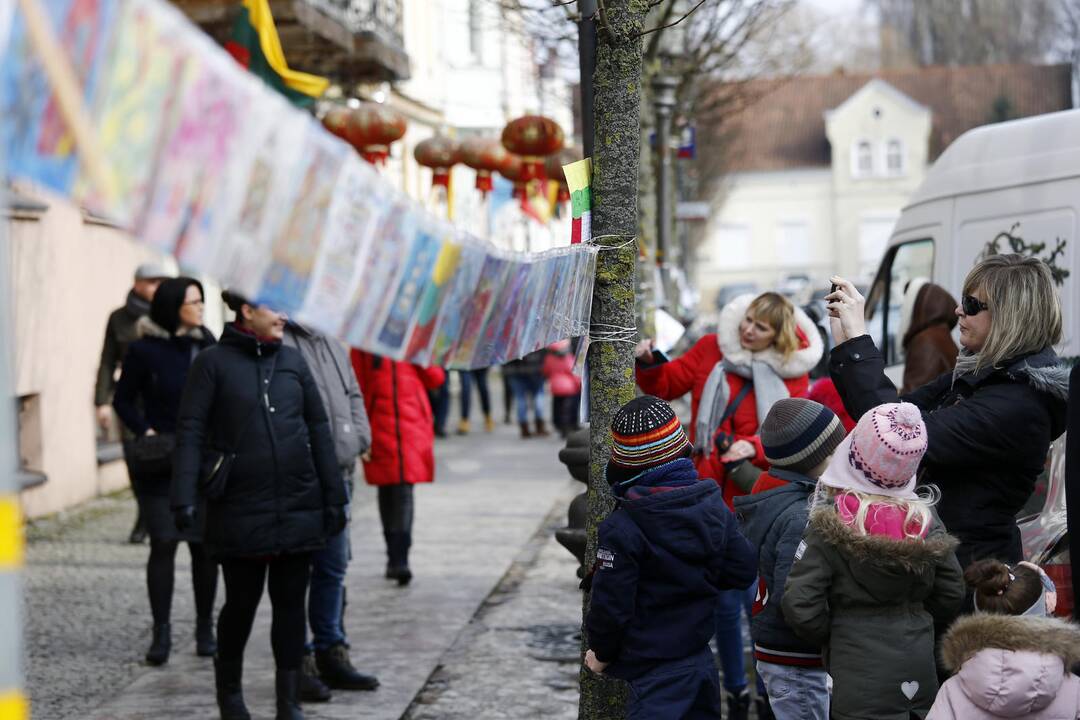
[928, 614, 1080, 720]
[543, 351, 581, 398]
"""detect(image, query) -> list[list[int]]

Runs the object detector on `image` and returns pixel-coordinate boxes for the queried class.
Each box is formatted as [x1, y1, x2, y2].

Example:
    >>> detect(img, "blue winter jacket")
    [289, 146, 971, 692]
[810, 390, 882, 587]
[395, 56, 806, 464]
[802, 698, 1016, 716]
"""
[733, 468, 823, 668]
[586, 458, 757, 680]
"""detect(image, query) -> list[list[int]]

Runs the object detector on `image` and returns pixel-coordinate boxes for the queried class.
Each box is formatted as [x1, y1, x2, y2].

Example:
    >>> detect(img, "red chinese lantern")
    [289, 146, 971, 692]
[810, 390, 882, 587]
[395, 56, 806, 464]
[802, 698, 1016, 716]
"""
[499, 154, 529, 201]
[545, 147, 580, 204]
[414, 136, 460, 188]
[460, 137, 509, 196]
[322, 105, 351, 143]
[346, 102, 407, 165]
[501, 115, 564, 182]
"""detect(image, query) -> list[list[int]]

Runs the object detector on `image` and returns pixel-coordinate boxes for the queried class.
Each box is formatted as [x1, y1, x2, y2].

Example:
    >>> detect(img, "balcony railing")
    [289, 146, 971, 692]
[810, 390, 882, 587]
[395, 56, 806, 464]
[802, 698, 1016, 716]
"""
[294, 0, 409, 81]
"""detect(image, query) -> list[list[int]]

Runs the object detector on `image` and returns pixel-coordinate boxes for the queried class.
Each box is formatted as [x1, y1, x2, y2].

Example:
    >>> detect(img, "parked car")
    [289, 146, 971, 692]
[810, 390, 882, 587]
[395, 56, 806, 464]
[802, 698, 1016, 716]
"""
[714, 282, 759, 311]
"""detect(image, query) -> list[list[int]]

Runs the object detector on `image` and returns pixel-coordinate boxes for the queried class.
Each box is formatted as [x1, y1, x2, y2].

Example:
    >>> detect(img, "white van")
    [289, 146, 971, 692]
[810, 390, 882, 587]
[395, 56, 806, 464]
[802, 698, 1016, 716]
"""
[865, 108, 1079, 616]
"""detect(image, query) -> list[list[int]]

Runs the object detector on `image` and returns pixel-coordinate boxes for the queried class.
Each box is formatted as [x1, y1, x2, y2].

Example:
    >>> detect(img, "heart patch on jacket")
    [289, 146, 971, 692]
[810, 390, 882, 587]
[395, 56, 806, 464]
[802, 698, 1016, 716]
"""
[900, 681, 919, 700]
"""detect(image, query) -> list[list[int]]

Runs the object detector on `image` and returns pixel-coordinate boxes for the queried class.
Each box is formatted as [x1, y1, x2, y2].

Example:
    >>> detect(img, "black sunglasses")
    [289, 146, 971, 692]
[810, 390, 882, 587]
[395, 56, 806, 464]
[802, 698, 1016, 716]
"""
[961, 295, 988, 316]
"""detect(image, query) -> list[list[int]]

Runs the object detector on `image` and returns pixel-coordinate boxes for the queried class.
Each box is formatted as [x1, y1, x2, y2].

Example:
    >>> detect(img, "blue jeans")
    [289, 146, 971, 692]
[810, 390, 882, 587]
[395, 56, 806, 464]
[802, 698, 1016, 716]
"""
[756, 661, 829, 720]
[509, 374, 545, 424]
[627, 646, 721, 720]
[459, 368, 491, 419]
[715, 584, 761, 694]
[306, 472, 352, 652]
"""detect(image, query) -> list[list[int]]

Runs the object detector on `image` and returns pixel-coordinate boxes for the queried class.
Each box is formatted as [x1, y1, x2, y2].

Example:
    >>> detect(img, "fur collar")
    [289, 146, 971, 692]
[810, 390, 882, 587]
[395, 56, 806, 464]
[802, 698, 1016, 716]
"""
[136, 315, 205, 341]
[1013, 363, 1071, 402]
[717, 294, 823, 379]
[808, 506, 958, 572]
[941, 614, 1080, 671]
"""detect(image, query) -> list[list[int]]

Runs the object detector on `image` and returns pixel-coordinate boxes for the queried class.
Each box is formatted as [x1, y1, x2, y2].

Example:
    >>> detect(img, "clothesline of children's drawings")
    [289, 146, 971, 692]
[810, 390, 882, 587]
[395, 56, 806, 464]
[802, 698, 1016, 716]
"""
[0, 0, 600, 369]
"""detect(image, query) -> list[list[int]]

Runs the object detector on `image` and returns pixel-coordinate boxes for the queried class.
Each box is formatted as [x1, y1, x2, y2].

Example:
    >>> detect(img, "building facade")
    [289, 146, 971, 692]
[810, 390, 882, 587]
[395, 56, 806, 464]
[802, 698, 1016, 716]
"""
[694, 63, 1072, 309]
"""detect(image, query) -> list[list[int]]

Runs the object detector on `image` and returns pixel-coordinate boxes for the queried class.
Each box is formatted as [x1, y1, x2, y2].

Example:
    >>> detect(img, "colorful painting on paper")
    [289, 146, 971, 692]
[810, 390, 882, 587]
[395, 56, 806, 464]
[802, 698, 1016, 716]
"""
[80, 0, 197, 223]
[428, 243, 486, 367]
[0, 0, 118, 194]
[450, 254, 509, 368]
[342, 202, 416, 347]
[255, 126, 345, 315]
[371, 224, 444, 357]
[471, 260, 530, 368]
[139, 52, 254, 258]
[404, 238, 463, 365]
[295, 155, 386, 337]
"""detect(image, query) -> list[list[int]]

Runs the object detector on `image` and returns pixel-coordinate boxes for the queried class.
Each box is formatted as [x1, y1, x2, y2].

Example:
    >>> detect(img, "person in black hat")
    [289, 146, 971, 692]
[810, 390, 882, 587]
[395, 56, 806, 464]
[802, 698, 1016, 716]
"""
[172, 290, 346, 720]
[113, 277, 218, 666]
[583, 395, 757, 720]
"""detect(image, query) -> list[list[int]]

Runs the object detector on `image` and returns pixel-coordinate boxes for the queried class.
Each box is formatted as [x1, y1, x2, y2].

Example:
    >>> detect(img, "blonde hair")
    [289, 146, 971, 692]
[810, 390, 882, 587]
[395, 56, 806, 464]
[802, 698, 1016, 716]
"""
[956, 254, 1062, 375]
[813, 483, 939, 541]
[748, 292, 800, 361]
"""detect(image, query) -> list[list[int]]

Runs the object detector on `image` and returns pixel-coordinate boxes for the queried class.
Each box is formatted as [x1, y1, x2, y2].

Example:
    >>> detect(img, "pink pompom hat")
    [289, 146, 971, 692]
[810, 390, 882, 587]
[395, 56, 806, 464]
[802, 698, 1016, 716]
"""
[818, 402, 927, 500]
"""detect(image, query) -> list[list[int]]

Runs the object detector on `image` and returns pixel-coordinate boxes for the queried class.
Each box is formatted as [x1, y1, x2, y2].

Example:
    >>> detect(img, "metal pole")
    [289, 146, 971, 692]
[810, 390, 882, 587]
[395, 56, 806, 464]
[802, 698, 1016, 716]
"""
[652, 74, 677, 310]
[578, 0, 596, 157]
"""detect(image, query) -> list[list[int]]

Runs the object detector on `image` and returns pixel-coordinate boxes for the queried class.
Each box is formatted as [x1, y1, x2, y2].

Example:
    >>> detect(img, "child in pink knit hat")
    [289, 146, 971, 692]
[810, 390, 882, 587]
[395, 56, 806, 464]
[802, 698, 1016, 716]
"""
[782, 402, 965, 720]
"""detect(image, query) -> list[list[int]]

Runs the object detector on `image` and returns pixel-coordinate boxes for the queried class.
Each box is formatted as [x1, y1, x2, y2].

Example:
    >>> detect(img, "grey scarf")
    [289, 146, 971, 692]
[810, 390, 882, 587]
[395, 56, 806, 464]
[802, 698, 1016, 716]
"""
[695, 358, 790, 453]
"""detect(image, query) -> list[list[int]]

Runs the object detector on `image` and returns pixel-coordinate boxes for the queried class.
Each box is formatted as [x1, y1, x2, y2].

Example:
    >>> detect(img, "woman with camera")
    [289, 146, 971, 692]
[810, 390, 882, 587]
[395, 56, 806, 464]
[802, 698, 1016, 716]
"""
[826, 253, 1069, 570]
[113, 276, 218, 666]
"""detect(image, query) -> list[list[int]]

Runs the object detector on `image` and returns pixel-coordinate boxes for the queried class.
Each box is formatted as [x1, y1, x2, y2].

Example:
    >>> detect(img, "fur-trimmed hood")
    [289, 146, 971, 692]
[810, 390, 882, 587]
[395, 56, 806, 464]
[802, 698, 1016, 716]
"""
[136, 315, 207, 341]
[942, 614, 1080, 671]
[809, 506, 958, 575]
[718, 294, 823, 379]
[936, 614, 1080, 718]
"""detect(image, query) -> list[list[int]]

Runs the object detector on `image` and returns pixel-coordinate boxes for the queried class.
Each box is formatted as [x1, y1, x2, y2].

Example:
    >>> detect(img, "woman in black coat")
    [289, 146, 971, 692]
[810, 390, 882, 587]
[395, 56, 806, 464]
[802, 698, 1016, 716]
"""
[113, 277, 218, 666]
[826, 254, 1069, 571]
[171, 290, 346, 720]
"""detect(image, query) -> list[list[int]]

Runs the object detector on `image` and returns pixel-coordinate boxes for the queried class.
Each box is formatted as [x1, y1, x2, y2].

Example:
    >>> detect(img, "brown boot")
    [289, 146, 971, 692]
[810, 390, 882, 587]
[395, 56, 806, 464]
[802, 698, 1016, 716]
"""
[520, 422, 533, 438]
[535, 419, 551, 437]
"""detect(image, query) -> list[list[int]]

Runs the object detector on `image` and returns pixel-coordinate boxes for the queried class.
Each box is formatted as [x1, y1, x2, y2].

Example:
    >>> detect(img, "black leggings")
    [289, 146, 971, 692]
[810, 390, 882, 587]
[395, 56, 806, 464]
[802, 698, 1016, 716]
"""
[217, 553, 311, 670]
[147, 540, 217, 625]
[377, 484, 415, 535]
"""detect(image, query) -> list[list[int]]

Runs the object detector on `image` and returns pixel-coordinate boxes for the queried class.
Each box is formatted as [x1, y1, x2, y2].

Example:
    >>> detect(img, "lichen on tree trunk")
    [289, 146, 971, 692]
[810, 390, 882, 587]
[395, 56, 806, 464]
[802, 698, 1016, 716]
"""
[578, 1, 648, 718]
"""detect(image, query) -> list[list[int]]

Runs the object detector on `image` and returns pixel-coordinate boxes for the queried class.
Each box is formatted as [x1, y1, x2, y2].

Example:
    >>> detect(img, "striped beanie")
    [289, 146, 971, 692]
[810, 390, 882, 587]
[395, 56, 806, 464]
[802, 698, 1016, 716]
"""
[760, 398, 846, 475]
[606, 395, 692, 486]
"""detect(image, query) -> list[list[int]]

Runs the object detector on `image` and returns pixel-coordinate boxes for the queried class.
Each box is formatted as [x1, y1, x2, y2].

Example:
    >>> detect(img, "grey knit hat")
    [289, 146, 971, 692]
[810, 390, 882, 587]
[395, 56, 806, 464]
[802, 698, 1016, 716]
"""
[760, 398, 846, 475]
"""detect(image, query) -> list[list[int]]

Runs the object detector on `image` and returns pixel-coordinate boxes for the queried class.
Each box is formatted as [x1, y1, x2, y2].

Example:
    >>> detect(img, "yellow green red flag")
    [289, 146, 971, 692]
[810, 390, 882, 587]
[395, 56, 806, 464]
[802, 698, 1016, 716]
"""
[225, 0, 329, 107]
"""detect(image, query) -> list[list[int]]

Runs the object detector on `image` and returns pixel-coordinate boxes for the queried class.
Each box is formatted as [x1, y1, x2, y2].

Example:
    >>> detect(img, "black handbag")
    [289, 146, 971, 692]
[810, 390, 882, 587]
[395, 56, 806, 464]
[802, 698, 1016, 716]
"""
[127, 432, 176, 478]
[199, 354, 276, 500]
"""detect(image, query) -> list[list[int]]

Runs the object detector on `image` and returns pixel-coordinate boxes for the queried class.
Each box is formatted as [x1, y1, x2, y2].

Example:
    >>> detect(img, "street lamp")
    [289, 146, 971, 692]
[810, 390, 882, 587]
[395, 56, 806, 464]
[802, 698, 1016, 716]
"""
[651, 71, 678, 309]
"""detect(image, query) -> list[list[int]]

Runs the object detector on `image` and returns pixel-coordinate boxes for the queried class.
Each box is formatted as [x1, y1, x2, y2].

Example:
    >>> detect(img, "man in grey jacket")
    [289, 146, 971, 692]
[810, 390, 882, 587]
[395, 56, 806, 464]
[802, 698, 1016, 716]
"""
[283, 321, 379, 702]
[95, 263, 168, 544]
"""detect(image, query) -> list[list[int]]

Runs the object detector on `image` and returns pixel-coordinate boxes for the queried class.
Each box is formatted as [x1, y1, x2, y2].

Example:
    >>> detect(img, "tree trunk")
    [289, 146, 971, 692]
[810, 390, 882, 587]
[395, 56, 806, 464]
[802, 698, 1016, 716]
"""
[578, 1, 648, 719]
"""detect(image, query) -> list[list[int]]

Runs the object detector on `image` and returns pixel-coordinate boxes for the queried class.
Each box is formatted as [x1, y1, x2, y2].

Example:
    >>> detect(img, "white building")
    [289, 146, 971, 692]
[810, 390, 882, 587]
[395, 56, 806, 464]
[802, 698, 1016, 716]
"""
[694, 63, 1072, 309]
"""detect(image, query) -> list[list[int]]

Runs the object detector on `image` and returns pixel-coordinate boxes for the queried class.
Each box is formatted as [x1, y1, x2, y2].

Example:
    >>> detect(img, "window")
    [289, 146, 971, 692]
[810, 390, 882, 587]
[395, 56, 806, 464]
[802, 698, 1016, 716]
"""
[468, 0, 483, 62]
[716, 224, 752, 269]
[852, 140, 874, 178]
[775, 221, 811, 266]
[885, 139, 904, 175]
[858, 216, 897, 280]
[864, 239, 935, 367]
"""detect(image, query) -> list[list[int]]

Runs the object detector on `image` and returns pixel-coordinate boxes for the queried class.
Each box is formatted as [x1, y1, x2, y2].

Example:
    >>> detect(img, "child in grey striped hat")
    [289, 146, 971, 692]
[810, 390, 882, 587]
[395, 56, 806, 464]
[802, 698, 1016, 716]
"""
[733, 398, 847, 720]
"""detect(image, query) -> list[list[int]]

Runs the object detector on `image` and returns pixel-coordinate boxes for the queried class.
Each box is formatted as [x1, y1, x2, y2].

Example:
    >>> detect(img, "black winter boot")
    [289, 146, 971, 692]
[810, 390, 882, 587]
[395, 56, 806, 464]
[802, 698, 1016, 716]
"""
[386, 532, 413, 586]
[214, 657, 251, 720]
[725, 688, 750, 720]
[754, 694, 775, 720]
[315, 644, 380, 690]
[299, 653, 331, 703]
[196, 618, 217, 657]
[275, 669, 305, 720]
[145, 623, 170, 666]
[128, 511, 148, 544]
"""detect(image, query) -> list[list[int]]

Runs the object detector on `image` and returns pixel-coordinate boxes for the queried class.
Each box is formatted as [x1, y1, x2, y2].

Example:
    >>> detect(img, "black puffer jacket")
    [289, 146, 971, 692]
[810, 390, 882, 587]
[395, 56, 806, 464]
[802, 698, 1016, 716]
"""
[171, 323, 346, 558]
[831, 336, 1069, 568]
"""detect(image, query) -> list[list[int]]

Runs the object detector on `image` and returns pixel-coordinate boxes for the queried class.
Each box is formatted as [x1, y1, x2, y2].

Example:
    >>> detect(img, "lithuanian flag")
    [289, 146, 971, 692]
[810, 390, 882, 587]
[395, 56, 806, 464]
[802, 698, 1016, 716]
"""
[224, 0, 330, 107]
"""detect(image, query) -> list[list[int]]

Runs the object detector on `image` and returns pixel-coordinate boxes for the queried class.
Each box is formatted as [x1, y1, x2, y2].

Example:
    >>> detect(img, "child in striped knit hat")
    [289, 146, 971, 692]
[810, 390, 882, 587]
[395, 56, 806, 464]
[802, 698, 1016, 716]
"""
[584, 395, 757, 720]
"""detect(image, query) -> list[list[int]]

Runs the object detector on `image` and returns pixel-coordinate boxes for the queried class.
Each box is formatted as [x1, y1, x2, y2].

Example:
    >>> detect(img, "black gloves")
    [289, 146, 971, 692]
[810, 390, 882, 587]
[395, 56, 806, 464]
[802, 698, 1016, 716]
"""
[714, 430, 736, 455]
[174, 505, 196, 531]
[325, 505, 347, 537]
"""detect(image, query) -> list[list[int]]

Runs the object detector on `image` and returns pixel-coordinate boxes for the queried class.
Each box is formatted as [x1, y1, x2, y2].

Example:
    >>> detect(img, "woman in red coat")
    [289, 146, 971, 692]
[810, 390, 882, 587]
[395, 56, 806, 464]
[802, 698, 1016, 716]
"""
[634, 291, 822, 718]
[351, 349, 446, 586]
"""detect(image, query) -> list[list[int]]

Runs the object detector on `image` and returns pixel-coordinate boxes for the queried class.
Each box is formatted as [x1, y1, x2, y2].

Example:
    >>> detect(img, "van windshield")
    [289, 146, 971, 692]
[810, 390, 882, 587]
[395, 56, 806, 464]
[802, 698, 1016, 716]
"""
[865, 239, 935, 367]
